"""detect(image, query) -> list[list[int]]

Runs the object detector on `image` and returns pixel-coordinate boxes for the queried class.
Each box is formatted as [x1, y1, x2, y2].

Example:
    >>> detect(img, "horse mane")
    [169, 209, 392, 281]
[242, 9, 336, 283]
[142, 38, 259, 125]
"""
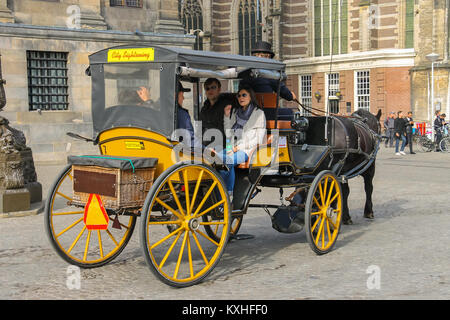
[351, 109, 382, 134]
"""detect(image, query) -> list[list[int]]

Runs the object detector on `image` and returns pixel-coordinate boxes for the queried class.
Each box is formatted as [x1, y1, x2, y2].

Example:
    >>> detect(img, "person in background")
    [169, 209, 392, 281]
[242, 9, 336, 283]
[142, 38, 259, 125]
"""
[384, 112, 396, 148]
[434, 110, 443, 152]
[242, 41, 296, 102]
[394, 110, 407, 156]
[405, 111, 416, 154]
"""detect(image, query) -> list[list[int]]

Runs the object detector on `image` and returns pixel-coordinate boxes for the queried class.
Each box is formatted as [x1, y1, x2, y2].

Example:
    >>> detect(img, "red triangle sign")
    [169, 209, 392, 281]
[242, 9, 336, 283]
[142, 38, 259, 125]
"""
[84, 194, 109, 230]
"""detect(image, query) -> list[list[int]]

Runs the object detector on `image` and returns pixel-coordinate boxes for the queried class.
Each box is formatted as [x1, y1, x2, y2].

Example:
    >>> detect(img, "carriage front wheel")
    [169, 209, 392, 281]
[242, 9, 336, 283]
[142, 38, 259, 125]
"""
[305, 170, 343, 255]
[140, 161, 231, 287]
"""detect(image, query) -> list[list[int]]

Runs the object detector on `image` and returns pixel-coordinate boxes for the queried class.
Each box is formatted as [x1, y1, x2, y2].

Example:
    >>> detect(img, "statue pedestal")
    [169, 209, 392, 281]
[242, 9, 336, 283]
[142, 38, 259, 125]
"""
[0, 116, 43, 217]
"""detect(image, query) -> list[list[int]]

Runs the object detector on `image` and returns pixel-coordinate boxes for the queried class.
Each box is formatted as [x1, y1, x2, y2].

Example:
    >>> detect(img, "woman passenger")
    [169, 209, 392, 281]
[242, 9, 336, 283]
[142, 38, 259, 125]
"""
[220, 85, 266, 198]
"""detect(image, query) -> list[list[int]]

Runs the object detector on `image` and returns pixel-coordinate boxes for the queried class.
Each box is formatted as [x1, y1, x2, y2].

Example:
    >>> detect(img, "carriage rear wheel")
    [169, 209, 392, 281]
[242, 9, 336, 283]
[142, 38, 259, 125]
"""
[45, 165, 136, 268]
[140, 162, 230, 287]
[304, 170, 343, 255]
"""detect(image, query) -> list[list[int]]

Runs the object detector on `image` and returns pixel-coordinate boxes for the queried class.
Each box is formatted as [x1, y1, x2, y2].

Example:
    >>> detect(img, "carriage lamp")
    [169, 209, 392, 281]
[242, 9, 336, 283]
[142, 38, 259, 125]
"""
[291, 113, 309, 144]
[314, 91, 321, 102]
[335, 91, 342, 99]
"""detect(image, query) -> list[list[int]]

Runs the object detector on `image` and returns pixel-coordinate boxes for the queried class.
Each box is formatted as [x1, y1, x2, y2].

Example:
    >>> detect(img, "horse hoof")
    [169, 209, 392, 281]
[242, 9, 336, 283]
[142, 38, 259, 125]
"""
[343, 218, 353, 225]
[364, 212, 374, 219]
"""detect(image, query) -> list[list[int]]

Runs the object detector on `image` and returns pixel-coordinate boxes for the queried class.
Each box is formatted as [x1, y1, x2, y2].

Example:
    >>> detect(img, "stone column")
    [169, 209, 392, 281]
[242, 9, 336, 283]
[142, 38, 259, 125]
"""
[0, 0, 14, 23]
[154, 0, 185, 34]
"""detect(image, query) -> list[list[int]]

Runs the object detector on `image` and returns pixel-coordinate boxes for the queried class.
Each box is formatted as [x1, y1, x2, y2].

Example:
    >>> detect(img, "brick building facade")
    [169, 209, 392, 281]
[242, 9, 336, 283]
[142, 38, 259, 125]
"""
[182, 0, 449, 126]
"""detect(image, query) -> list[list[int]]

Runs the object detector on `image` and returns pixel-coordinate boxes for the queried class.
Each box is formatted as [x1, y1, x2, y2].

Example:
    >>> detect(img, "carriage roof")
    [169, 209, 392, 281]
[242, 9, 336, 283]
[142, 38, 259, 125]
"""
[88, 44, 286, 72]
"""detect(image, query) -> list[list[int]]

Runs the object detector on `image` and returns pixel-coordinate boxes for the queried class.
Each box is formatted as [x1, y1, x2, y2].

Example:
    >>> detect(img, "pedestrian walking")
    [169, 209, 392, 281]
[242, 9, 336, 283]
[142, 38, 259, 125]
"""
[384, 112, 395, 147]
[405, 111, 415, 154]
[434, 110, 443, 152]
[394, 110, 407, 155]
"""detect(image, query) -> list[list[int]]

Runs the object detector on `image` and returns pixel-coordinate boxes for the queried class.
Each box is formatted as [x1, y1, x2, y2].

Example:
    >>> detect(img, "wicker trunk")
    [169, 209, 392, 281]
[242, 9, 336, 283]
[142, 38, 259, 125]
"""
[71, 165, 155, 210]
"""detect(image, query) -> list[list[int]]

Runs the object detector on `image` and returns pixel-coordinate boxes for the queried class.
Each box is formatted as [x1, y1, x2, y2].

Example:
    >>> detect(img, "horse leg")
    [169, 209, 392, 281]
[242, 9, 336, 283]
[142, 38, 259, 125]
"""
[341, 181, 353, 225]
[362, 162, 375, 219]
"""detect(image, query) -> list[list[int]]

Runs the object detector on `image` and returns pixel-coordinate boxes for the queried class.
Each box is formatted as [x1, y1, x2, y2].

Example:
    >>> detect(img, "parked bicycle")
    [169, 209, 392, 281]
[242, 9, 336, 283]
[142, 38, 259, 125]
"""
[438, 124, 450, 152]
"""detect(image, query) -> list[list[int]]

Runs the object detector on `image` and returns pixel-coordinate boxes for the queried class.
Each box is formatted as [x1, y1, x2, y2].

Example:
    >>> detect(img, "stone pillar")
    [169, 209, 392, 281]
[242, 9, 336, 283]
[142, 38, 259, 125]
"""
[154, 0, 184, 34]
[79, 0, 107, 30]
[0, 0, 14, 23]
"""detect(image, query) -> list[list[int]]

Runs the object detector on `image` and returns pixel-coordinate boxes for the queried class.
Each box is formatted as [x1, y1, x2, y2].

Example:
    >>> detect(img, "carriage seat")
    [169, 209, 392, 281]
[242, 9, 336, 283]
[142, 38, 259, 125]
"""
[256, 93, 295, 130]
[237, 134, 274, 169]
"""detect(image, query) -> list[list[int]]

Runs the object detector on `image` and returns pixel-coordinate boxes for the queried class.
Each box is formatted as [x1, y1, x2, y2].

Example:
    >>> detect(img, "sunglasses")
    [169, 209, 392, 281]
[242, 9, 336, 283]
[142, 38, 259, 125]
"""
[205, 85, 218, 91]
[237, 93, 249, 98]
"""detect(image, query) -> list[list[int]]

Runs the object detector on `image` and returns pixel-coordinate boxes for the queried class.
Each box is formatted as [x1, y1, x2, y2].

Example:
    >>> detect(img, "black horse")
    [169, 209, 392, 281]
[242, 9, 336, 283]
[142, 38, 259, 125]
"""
[333, 109, 382, 225]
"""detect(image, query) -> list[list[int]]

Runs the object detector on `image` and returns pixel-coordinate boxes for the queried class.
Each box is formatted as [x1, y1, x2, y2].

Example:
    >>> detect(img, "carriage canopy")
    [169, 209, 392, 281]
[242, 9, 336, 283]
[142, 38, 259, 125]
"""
[88, 44, 287, 143]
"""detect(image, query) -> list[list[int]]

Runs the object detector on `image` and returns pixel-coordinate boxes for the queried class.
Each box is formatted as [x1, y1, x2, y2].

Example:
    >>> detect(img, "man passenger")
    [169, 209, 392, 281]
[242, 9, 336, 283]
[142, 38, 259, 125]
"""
[199, 78, 234, 150]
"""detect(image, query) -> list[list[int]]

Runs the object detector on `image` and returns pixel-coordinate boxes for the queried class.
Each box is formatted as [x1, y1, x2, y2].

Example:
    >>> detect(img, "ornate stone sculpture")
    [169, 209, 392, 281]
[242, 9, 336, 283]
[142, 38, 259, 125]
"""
[0, 53, 42, 214]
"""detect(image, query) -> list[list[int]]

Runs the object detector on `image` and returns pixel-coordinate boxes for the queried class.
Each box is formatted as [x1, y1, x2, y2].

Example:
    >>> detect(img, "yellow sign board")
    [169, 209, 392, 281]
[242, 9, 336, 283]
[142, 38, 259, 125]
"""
[125, 141, 145, 150]
[107, 48, 155, 63]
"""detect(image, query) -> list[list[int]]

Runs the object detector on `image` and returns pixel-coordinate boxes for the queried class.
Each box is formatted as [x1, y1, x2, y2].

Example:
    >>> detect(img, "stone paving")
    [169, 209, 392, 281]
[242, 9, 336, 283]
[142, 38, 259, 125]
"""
[1, 146, 450, 300]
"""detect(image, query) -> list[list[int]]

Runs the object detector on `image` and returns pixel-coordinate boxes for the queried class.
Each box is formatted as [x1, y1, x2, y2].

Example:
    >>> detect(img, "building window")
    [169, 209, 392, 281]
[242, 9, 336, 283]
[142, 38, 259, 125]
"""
[355, 70, 370, 111]
[327, 72, 340, 114]
[238, 0, 263, 56]
[314, 0, 348, 57]
[299, 75, 312, 116]
[180, 0, 203, 50]
[405, 0, 414, 48]
[110, 0, 143, 8]
[27, 51, 68, 111]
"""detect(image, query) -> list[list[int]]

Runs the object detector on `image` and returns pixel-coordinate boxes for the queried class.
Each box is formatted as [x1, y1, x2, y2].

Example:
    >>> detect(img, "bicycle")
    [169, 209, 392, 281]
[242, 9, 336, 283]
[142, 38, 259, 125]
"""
[412, 131, 435, 152]
[438, 124, 450, 152]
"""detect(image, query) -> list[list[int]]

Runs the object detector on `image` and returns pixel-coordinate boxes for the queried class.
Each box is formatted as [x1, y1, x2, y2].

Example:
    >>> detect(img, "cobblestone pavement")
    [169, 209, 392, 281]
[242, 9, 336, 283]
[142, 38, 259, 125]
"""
[1, 146, 450, 300]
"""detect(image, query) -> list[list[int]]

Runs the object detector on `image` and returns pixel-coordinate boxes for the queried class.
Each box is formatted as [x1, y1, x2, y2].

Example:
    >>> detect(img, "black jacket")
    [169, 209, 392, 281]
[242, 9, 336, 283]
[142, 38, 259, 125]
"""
[199, 93, 235, 145]
[405, 116, 414, 133]
[394, 117, 406, 136]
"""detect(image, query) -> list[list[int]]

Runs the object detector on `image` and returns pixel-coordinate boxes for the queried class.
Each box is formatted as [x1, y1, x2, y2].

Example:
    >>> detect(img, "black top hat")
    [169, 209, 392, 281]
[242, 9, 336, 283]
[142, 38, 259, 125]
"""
[251, 41, 275, 58]
[177, 81, 191, 92]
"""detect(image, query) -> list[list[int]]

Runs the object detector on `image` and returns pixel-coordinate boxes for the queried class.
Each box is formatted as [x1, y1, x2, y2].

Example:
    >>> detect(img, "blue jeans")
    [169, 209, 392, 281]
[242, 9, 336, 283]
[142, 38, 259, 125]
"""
[395, 135, 406, 152]
[219, 150, 249, 192]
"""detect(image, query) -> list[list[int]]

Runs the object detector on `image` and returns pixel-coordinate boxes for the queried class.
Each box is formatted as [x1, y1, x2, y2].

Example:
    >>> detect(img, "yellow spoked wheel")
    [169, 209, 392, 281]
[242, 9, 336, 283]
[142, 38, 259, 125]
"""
[45, 165, 136, 268]
[305, 170, 343, 255]
[140, 162, 230, 287]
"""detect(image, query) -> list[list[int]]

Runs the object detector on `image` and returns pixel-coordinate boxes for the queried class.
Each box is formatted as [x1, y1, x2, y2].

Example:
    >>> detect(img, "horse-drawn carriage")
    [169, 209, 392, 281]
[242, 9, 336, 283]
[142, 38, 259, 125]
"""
[45, 44, 381, 287]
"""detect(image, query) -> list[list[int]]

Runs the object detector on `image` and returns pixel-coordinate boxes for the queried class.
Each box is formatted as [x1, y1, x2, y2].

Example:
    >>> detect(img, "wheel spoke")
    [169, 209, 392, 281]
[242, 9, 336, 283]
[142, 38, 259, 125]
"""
[195, 199, 225, 219]
[191, 231, 209, 265]
[150, 226, 183, 250]
[182, 169, 191, 216]
[195, 229, 219, 247]
[67, 226, 86, 254]
[189, 170, 205, 215]
[173, 231, 189, 279]
[97, 230, 104, 258]
[314, 218, 325, 245]
[187, 233, 194, 278]
[311, 216, 321, 232]
[168, 180, 185, 216]
[105, 229, 119, 247]
[83, 230, 92, 262]
[155, 197, 184, 220]
[313, 195, 321, 209]
[325, 180, 336, 206]
[52, 210, 84, 216]
[192, 181, 218, 217]
[56, 191, 73, 202]
[159, 230, 183, 269]
[56, 217, 84, 238]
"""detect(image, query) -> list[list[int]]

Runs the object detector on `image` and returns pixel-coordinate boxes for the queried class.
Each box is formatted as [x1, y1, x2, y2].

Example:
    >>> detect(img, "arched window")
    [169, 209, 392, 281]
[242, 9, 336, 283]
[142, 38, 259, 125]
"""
[180, 0, 203, 50]
[238, 0, 263, 56]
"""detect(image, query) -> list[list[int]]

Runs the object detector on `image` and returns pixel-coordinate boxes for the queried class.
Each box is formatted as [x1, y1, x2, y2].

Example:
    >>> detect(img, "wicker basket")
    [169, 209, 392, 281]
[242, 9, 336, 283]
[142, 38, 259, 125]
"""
[71, 165, 155, 210]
